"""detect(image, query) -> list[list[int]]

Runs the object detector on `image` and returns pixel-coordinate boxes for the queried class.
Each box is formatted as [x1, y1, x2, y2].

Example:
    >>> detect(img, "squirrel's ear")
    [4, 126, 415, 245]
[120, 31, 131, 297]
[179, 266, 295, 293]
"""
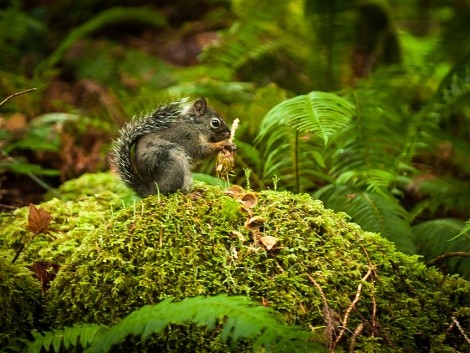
[193, 97, 207, 116]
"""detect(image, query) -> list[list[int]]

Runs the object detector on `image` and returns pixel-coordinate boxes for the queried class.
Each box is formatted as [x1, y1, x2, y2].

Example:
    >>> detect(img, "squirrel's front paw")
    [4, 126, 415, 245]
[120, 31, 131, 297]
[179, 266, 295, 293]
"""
[222, 141, 237, 152]
[213, 140, 236, 152]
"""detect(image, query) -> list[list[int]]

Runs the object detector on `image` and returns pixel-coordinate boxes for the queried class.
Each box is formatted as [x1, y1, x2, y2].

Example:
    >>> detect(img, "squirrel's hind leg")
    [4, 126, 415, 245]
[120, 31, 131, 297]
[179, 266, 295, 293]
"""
[135, 135, 192, 196]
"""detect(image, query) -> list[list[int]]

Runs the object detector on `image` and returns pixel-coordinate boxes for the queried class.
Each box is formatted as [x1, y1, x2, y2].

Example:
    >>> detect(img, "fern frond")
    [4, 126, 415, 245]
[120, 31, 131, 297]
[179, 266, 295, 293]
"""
[431, 50, 470, 116]
[257, 91, 356, 145]
[85, 295, 322, 353]
[316, 184, 415, 254]
[18, 296, 323, 353]
[304, 0, 356, 90]
[200, 1, 308, 83]
[401, 50, 470, 161]
[37, 6, 167, 74]
[409, 175, 470, 217]
[201, 19, 285, 75]
[412, 218, 470, 278]
[455, 219, 470, 240]
[330, 74, 415, 177]
[254, 91, 355, 191]
[23, 324, 106, 353]
[335, 169, 398, 193]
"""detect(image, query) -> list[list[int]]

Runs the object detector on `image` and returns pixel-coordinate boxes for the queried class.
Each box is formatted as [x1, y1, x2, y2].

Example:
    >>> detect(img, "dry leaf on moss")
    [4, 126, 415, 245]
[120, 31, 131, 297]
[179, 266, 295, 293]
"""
[231, 230, 246, 242]
[225, 185, 245, 198]
[260, 236, 278, 250]
[244, 216, 265, 229]
[240, 192, 258, 209]
[27, 204, 52, 234]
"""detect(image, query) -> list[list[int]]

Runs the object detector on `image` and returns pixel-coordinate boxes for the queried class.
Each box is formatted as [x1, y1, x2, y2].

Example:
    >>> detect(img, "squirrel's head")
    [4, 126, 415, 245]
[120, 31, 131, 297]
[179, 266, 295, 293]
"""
[186, 97, 231, 142]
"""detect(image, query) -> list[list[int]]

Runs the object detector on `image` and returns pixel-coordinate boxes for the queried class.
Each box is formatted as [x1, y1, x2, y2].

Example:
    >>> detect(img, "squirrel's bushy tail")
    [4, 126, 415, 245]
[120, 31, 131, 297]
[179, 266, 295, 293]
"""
[109, 99, 188, 197]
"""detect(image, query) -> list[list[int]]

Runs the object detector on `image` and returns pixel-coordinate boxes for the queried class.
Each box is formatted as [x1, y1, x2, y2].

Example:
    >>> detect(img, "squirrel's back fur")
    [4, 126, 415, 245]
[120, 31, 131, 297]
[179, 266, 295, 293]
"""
[109, 99, 190, 197]
[109, 97, 232, 197]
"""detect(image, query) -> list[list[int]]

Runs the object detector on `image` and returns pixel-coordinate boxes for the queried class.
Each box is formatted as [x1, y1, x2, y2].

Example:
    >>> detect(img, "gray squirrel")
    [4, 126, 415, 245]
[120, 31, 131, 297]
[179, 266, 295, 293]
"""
[109, 97, 235, 197]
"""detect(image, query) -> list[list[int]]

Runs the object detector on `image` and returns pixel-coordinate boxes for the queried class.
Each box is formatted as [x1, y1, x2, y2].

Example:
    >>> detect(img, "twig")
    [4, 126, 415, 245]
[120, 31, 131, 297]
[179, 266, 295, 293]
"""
[358, 244, 379, 336]
[306, 273, 335, 351]
[348, 322, 366, 353]
[333, 268, 373, 348]
[0, 88, 37, 107]
[450, 316, 470, 344]
[370, 278, 377, 336]
[426, 252, 470, 267]
[306, 273, 329, 307]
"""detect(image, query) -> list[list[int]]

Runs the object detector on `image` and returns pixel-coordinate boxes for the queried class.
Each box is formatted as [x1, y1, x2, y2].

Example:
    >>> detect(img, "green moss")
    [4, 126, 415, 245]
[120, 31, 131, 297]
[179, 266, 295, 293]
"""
[0, 254, 41, 347]
[51, 172, 137, 203]
[0, 172, 136, 264]
[42, 185, 469, 352]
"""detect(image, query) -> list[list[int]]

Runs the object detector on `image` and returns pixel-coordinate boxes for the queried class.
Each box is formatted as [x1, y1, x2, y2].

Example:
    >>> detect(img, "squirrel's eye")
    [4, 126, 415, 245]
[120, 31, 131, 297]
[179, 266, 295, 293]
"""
[210, 118, 221, 128]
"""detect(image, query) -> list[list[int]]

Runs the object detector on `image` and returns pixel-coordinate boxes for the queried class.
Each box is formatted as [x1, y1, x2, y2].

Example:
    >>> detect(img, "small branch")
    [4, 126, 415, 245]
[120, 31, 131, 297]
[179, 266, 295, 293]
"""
[0, 88, 37, 107]
[333, 268, 373, 348]
[450, 316, 470, 344]
[306, 273, 335, 351]
[370, 279, 377, 336]
[306, 273, 330, 318]
[426, 252, 470, 267]
[348, 322, 366, 353]
[359, 244, 378, 335]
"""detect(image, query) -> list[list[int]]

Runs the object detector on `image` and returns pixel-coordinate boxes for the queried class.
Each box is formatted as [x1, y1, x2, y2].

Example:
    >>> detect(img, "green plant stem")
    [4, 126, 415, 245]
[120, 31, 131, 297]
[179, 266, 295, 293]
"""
[0, 88, 37, 107]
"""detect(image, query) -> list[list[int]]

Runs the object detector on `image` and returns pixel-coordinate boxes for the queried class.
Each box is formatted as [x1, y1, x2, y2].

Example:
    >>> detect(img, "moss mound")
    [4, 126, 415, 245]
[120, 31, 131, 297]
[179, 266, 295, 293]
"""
[0, 255, 41, 347]
[43, 185, 470, 352]
[0, 173, 136, 264]
[0, 173, 137, 348]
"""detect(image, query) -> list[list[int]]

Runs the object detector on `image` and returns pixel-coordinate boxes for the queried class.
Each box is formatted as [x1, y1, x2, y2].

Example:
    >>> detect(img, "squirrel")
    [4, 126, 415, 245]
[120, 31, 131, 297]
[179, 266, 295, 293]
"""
[109, 97, 235, 197]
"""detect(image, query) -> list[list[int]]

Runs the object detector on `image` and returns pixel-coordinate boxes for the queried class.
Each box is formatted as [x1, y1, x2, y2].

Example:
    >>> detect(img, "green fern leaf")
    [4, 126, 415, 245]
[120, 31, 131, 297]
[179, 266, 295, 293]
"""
[38, 6, 167, 74]
[455, 219, 470, 240]
[402, 51, 470, 160]
[84, 295, 322, 353]
[304, 0, 357, 90]
[51, 332, 62, 353]
[431, 50, 470, 115]
[409, 175, 470, 217]
[257, 91, 356, 145]
[23, 324, 106, 353]
[412, 218, 470, 278]
[316, 184, 415, 254]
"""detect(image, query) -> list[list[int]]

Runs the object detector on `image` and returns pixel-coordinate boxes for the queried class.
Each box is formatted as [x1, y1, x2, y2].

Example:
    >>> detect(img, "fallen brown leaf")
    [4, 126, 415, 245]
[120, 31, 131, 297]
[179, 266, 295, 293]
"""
[260, 236, 278, 250]
[231, 230, 246, 242]
[225, 185, 245, 198]
[240, 192, 258, 209]
[244, 216, 265, 229]
[27, 204, 52, 234]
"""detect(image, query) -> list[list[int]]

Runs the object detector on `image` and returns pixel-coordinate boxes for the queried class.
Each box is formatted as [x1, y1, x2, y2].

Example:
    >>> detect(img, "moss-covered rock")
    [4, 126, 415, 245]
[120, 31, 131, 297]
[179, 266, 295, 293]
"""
[0, 172, 136, 264]
[42, 184, 470, 352]
[0, 255, 41, 347]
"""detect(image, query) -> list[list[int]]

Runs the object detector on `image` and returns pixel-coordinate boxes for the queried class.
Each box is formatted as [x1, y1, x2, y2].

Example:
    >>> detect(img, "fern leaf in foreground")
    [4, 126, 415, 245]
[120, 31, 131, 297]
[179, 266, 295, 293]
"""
[15, 296, 322, 353]
[84, 295, 322, 353]
[23, 324, 106, 353]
